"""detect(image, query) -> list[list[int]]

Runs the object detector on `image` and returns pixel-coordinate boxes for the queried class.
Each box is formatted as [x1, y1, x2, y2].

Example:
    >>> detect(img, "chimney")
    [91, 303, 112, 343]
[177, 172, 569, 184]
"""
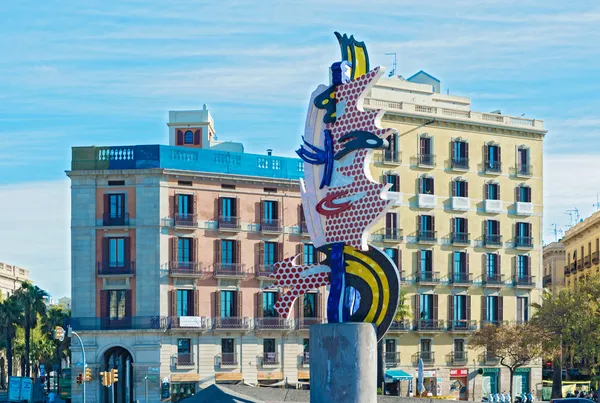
[267, 149, 273, 156]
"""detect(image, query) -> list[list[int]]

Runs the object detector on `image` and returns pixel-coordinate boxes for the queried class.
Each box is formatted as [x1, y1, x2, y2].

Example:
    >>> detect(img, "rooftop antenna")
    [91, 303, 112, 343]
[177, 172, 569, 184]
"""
[385, 53, 397, 78]
[565, 208, 580, 227]
[550, 224, 560, 242]
[593, 194, 600, 211]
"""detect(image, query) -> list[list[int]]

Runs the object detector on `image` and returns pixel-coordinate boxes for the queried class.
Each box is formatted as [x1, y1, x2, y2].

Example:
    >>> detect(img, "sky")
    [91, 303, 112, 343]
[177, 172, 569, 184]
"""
[0, 0, 599, 298]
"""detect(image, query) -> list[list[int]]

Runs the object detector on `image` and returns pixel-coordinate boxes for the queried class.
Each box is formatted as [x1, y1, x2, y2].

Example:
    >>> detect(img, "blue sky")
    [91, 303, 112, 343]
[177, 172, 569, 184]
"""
[0, 0, 599, 297]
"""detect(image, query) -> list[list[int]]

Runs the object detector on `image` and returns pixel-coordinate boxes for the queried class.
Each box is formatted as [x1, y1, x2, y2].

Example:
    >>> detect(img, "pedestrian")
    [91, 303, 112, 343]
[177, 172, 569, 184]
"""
[48, 391, 56, 403]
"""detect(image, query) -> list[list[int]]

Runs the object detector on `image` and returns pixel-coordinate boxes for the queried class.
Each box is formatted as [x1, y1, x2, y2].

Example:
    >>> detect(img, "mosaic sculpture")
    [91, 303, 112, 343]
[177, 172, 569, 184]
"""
[267, 33, 400, 341]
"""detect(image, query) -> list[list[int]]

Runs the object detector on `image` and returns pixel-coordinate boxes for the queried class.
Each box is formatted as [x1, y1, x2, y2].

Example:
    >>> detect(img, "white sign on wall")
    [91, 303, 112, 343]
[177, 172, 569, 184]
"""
[179, 316, 203, 328]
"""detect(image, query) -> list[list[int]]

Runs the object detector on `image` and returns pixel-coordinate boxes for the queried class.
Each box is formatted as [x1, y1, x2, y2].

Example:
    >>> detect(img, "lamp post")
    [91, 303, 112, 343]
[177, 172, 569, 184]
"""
[68, 327, 86, 403]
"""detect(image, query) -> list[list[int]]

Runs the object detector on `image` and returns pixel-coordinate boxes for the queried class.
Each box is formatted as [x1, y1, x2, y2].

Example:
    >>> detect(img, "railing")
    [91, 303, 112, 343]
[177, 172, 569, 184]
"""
[414, 351, 435, 365]
[301, 221, 309, 234]
[389, 319, 411, 331]
[450, 272, 472, 285]
[302, 352, 310, 365]
[417, 154, 436, 167]
[451, 158, 469, 170]
[514, 275, 535, 287]
[69, 316, 169, 331]
[297, 317, 323, 330]
[418, 230, 437, 242]
[448, 320, 477, 331]
[174, 354, 194, 367]
[414, 319, 445, 331]
[593, 251, 599, 264]
[97, 261, 135, 276]
[260, 352, 279, 366]
[218, 216, 241, 230]
[102, 213, 129, 226]
[480, 320, 507, 327]
[449, 351, 468, 364]
[169, 316, 207, 329]
[376, 228, 404, 242]
[543, 275, 552, 287]
[213, 317, 250, 330]
[479, 352, 499, 364]
[173, 213, 197, 227]
[516, 163, 532, 176]
[484, 161, 502, 174]
[374, 151, 402, 165]
[255, 264, 276, 278]
[570, 262, 577, 273]
[483, 234, 502, 247]
[483, 273, 504, 286]
[213, 263, 246, 278]
[261, 218, 282, 232]
[451, 232, 470, 244]
[585, 256, 592, 268]
[564, 266, 571, 276]
[514, 236, 533, 248]
[168, 261, 203, 276]
[255, 318, 291, 330]
[215, 353, 238, 367]
[385, 352, 400, 367]
[416, 271, 440, 284]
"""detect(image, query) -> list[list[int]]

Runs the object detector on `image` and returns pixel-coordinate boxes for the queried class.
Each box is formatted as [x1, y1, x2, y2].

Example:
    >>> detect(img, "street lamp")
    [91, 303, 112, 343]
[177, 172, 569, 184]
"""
[65, 326, 86, 403]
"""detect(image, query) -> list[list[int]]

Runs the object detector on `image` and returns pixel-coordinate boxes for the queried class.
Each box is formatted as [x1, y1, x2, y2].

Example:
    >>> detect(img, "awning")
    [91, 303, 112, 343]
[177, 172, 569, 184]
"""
[386, 369, 412, 381]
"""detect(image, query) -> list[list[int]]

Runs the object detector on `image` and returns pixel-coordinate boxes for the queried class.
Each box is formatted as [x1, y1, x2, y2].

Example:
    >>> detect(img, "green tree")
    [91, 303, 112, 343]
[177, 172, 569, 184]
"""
[15, 282, 49, 377]
[470, 323, 551, 398]
[0, 296, 23, 383]
[42, 306, 70, 375]
[394, 290, 412, 321]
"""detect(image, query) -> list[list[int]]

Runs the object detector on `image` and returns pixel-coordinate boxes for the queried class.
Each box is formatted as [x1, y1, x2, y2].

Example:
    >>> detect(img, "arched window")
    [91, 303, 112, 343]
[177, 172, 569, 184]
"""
[184, 130, 194, 144]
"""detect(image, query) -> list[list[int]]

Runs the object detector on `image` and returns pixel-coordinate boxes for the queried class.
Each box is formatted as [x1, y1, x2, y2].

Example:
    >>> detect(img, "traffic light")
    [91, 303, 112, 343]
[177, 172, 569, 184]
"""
[76, 373, 83, 385]
[84, 367, 92, 382]
[111, 368, 118, 384]
[100, 371, 112, 387]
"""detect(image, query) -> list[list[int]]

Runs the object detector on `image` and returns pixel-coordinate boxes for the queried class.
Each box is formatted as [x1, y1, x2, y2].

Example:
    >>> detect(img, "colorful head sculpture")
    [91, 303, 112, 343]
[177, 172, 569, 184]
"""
[267, 32, 400, 341]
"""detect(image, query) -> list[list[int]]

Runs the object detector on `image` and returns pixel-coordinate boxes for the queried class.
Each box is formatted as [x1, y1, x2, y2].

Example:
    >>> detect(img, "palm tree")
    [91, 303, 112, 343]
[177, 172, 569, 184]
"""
[394, 290, 412, 322]
[15, 282, 48, 377]
[43, 306, 70, 376]
[0, 296, 23, 382]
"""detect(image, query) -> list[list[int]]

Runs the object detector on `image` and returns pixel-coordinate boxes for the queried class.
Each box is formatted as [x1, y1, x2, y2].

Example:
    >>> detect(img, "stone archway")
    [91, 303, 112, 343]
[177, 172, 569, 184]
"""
[102, 346, 134, 403]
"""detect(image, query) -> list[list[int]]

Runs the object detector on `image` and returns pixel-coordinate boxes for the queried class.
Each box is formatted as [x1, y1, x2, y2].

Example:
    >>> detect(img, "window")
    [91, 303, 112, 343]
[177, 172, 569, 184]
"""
[264, 338, 276, 354]
[453, 179, 468, 197]
[419, 176, 434, 194]
[177, 194, 193, 216]
[303, 244, 316, 265]
[420, 295, 434, 320]
[486, 183, 500, 200]
[220, 197, 237, 218]
[220, 291, 235, 317]
[263, 200, 278, 220]
[419, 215, 434, 232]
[484, 296, 502, 323]
[385, 173, 400, 192]
[177, 339, 191, 364]
[263, 292, 277, 318]
[221, 240, 234, 265]
[454, 339, 465, 353]
[303, 338, 310, 353]
[517, 255, 530, 279]
[177, 180, 192, 186]
[178, 238, 192, 263]
[177, 290, 193, 316]
[264, 242, 277, 266]
[452, 217, 468, 242]
[304, 293, 316, 318]
[419, 136, 433, 165]
[452, 140, 469, 168]
[516, 186, 531, 203]
[108, 180, 125, 186]
[486, 220, 500, 236]
[485, 253, 500, 280]
[420, 339, 432, 362]
[485, 144, 501, 171]
[263, 338, 277, 364]
[453, 252, 468, 275]
[222, 338, 234, 354]
[109, 238, 125, 267]
[385, 339, 396, 353]
[516, 222, 532, 245]
[107, 194, 124, 219]
[108, 290, 127, 320]
[517, 296, 529, 323]
[419, 250, 433, 273]
[453, 295, 467, 321]
[385, 212, 398, 231]
[184, 130, 194, 144]
[385, 133, 399, 161]
[385, 248, 399, 268]
[517, 148, 530, 174]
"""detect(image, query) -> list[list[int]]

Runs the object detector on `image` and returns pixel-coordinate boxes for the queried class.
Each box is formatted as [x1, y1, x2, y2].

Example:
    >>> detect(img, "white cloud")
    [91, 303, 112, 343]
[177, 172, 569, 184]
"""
[0, 180, 71, 298]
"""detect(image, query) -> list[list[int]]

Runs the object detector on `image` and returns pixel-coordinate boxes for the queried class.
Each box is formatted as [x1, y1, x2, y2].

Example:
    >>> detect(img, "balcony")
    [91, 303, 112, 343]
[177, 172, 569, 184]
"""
[513, 275, 536, 288]
[374, 151, 402, 166]
[483, 161, 502, 174]
[413, 319, 445, 332]
[480, 320, 507, 327]
[413, 351, 435, 365]
[451, 157, 469, 171]
[215, 353, 238, 368]
[173, 213, 197, 228]
[381, 191, 403, 207]
[261, 218, 282, 233]
[168, 261, 204, 277]
[173, 354, 194, 369]
[448, 351, 468, 365]
[301, 221, 310, 237]
[416, 271, 440, 285]
[478, 352, 499, 365]
[448, 320, 477, 332]
[564, 266, 571, 277]
[376, 228, 404, 243]
[451, 197, 470, 211]
[449, 272, 472, 287]
[213, 317, 251, 330]
[516, 202, 533, 216]
[259, 352, 280, 367]
[297, 317, 323, 330]
[577, 259, 584, 270]
[585, 256, 592, 268]
[451, 232, 470, 245]
[484, 199, 503, 214]
[516, 163, 532, 177]
[218, 216, 241, 231]
[483, 234, 502, 248]
[385, 352, 400, 367]
[483, 274, 505, 287]
[388, 319, 411, 332]
[169, 316, 207, 330]
[69, 316, 169, 331]
[417, 230, 437, 244]
[102, 213, 129, 226]
[213, 263, 246, 279]
[570, 261, 577, 274]
[513, 236, 533, 249]
[417, 194, 436, 209]
[97, 261, 135, 276]
[417, 154, 436, 168]
[543, 275, 552, 287]
[301, 352, 310, 366]
[255, 264, 276, 280]
[255, 317, 292, 330]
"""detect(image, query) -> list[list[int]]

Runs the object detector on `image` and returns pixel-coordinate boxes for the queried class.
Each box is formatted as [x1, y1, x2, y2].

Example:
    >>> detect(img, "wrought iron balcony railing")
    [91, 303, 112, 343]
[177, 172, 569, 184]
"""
[484, 161, 502, 174]
[483, 234, 502, 247]
[255, 318, 291, 330]
[213, 263, 246, 278]
[215, 353, 238, 367]
[97, 261, 135, 276]
[385, 352, 400, 367]
[451, 232, 470, 245]
[168, 261, 203, 276]
[261, 218, 282, 232]
[212, 317, 251, 330]
[451, 157, 469, 170]
[417, 154, 436, 167]
[413, 319, 445, 331]
[173, 213, 197, 227]
[218, 215, 241, 230]
[102, 212, 129, 226]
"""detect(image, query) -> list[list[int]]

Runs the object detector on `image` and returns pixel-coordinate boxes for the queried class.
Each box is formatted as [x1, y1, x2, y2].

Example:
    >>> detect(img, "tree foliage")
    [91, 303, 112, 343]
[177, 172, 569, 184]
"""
[394, 289, 412, 321]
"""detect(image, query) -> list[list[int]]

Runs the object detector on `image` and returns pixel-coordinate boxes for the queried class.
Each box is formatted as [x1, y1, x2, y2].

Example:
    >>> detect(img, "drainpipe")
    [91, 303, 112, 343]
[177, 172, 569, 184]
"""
[240, 334, 243, 381]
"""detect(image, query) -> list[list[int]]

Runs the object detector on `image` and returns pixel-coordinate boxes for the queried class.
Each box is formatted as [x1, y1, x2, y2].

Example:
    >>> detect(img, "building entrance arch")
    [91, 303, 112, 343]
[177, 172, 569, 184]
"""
[101, 346, 134, 403]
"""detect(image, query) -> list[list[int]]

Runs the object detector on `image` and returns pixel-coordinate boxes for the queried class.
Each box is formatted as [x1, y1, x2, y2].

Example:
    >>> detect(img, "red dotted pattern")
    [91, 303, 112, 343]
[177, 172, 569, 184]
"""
[324, 67, 394, 249]
[267, 255, 329, 318]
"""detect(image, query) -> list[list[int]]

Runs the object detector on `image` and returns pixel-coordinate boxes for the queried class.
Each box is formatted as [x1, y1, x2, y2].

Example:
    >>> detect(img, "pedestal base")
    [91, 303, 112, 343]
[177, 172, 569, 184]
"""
[310, 322, 377, 403]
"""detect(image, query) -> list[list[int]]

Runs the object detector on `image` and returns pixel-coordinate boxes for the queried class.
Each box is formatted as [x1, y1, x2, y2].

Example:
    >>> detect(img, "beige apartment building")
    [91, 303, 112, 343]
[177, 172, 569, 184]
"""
[0, 262, 29, 297]
[542, 242, 566, 294]
[562, 211, 600, 289]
